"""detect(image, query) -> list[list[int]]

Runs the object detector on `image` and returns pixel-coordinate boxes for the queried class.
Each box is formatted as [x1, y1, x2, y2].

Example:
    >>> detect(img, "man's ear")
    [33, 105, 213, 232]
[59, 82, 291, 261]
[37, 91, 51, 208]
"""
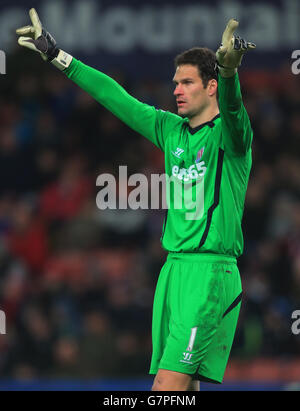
[207, 79, 218, 97]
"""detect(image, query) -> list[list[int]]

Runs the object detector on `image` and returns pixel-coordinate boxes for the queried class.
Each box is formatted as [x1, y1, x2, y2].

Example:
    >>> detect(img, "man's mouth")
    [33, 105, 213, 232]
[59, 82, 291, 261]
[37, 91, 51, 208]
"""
[177, 100, 186, 107]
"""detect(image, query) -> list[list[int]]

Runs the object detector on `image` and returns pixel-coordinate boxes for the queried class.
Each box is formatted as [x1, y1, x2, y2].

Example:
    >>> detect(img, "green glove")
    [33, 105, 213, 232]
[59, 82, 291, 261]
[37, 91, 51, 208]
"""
[16, 8, 73, 71]
[216, 19, 256, 78]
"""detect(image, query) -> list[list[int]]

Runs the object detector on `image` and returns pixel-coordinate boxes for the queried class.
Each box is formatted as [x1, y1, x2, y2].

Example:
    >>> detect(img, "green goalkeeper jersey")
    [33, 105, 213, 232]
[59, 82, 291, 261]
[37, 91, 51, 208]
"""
[64, 59, 252, 258]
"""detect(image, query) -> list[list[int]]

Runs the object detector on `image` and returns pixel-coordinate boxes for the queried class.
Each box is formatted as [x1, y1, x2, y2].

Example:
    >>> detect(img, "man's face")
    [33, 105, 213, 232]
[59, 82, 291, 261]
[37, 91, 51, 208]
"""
[173, 64, 210, 118]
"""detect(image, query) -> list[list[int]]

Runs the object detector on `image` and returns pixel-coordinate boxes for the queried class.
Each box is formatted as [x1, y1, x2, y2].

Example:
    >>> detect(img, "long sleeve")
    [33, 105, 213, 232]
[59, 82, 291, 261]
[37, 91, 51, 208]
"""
[218, 73, 253, 155]
[63, 58, 183, 152]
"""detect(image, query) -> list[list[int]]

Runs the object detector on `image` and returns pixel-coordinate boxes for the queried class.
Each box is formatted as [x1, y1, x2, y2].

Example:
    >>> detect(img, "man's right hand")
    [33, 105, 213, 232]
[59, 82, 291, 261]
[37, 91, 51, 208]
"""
[16, 8, 59, 61]
[16, 8, 73, 71]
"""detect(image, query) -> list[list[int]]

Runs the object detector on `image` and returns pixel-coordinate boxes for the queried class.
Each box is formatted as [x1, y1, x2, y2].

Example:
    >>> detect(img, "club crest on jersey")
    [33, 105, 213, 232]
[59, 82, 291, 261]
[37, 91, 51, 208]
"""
[195, 147, 205, 163]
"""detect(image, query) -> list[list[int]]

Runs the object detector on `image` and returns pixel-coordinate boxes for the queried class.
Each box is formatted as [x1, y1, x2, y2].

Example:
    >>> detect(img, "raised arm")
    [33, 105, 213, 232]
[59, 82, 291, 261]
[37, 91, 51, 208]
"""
[16, 8, 182, 152]
[61, 58, 171, 152]
[215, 19, 256, 155]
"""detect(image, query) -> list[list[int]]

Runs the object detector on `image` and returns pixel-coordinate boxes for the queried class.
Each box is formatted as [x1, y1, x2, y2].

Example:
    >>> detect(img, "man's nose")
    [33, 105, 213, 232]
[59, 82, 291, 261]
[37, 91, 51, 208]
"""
[174, 84, 183, 96]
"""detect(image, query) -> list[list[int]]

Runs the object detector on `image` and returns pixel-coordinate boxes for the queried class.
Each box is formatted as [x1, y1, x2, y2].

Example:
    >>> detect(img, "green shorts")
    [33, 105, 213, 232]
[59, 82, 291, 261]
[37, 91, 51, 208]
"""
[149, 252, 242, 384]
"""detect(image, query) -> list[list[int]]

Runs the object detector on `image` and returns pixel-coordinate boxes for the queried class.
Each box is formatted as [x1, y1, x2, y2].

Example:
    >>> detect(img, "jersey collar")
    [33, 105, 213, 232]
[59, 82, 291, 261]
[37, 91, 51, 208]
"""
[187, 114, 220, 135]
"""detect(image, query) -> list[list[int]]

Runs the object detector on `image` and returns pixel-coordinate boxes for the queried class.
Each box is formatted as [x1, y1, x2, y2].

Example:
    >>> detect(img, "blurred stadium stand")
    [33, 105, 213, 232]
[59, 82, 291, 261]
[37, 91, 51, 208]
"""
[0, 0, 299, 390]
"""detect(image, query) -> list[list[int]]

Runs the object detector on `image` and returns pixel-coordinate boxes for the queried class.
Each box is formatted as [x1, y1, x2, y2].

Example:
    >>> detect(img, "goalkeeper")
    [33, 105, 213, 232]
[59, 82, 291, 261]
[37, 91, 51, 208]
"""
[16, 9, 255, 391]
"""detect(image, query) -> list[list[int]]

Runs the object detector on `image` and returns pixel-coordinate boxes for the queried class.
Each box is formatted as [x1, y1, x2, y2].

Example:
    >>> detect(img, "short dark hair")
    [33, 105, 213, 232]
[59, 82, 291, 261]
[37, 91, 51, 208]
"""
[174, 47, 218, 88]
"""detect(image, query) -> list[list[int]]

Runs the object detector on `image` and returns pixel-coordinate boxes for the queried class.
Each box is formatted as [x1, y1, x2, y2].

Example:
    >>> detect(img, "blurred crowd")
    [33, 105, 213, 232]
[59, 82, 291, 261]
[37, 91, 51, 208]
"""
[0, 50, 299, 380]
